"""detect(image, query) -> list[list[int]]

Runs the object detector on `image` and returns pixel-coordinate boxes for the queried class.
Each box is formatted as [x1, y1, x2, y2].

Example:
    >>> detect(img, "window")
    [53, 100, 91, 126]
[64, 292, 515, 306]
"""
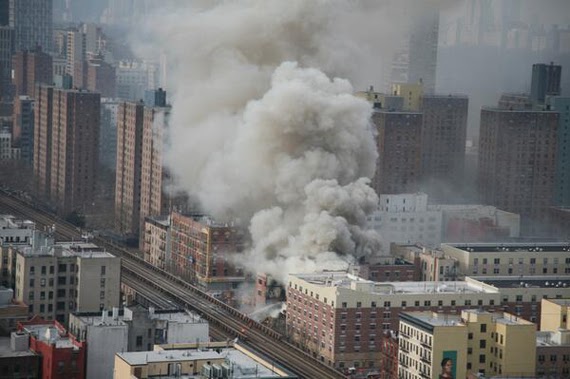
[29, 266, 35, 275]
[100, 291, 105, 300]
[342, 302, 347, 308]
[468, 347, 473, 355]
[57, 277, 66, 285]
[356, 302, 362, 308]
[49, 266, 54, 274]
[41, 266, 46, 275]
[371, 301, 376, 308]
[494, 258, 500, 264]
[480, 340, 486, 348]
[479, 355, 486, 363]
[56, 302, 65, 310]
[29, 278, 34, 287]
[101, 266, 106, 275]
[136, 336, 143, 347]
[384, 301, 391, 307]
[468, 333, 473, 340]
[481, 324, 487, 333]
[58, 264, 67, 272]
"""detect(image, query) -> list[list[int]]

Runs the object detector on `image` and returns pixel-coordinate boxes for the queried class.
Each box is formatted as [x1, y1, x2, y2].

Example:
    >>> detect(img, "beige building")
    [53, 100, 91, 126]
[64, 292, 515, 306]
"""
[399, 310, 536, 379]
[142, 216, 170, 270]
[540, 298, 570, 331]
[441, 242, 570, 277]
[391, 83, 423, 111]
[13, 240, 120, 324]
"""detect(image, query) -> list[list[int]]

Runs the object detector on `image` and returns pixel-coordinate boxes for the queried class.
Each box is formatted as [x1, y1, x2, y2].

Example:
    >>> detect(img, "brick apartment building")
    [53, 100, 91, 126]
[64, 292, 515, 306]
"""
[169, 212, 245, 303]
[287, 272, 570, 370]
[33, 86, 100, 216]
[18, 317, 86, 379]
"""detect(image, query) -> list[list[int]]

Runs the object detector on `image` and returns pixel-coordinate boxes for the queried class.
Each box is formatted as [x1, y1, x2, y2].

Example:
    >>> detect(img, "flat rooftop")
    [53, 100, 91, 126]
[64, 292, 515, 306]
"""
[0, 336, 37, 358]
[401, 311, 463, 327]
[74, 307, 204, 326]
[471, 276, 570, 289]
[22, 325, 79, 350]
[117, 348, 285, 378]
[293, 272, 498, 295]
[19, 242, 116, 259]
[444, 242, 570, 253]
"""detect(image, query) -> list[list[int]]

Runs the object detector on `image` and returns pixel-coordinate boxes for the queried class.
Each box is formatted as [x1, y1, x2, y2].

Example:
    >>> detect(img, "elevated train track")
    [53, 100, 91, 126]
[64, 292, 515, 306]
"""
[0, 192, 346, 379]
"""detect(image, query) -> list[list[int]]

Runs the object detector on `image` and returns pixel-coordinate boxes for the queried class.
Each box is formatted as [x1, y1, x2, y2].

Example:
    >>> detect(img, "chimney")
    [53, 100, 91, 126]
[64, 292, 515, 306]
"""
[112, 307, 119, 320]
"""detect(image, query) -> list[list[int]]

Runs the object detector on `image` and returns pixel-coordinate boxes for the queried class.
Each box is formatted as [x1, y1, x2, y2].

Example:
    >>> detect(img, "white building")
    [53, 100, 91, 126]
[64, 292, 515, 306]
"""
[69, 306, 209, 379]
[0, 215, 35, 246]
[368, 193, 442, 248]
[368, 193, 522, 249]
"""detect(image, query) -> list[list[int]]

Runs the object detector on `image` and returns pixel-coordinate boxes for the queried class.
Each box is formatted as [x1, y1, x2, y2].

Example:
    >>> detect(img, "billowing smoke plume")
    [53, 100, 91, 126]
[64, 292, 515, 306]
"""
[134, 0, 385, 283]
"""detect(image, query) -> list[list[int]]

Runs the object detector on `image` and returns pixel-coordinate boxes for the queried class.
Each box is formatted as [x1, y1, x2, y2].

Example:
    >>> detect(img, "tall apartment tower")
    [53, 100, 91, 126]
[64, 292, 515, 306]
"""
[34, 86, 100, 215]
[33, 86, 53, 197]
[420, 95, 469, 195]
[115, 93, 169, 239]
[12, 47, 53, 97]
[66, 29, 86, 88]
[531, 63, 562, 104]
[9, 0, 52, 52]
[372, 109, 422, 194]
[478, 105, 559, 234]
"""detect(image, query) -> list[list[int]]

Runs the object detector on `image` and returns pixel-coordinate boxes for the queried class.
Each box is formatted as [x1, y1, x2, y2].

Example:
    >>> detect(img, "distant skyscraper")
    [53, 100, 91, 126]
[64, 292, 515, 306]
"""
[0, 0, 12, 98]
[66, 29, 86, 88]
[420, 95, 469, 195]
[389, 4, 439, 94]
[12, 47, 53, 97]
[34, 86, 100, 214]
[9, 0, 53, 52]
[372, 109, 422, 195]
[531, 63, 562, 104]
[478, 104, 558, 234]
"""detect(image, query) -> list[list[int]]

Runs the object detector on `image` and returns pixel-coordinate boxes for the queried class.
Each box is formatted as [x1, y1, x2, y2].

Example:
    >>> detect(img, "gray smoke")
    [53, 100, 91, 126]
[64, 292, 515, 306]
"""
[133, 0, 387, 282]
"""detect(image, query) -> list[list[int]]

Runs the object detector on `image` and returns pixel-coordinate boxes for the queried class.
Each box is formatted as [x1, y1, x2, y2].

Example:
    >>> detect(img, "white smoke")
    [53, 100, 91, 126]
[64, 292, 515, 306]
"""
[133, 0, 389, 283]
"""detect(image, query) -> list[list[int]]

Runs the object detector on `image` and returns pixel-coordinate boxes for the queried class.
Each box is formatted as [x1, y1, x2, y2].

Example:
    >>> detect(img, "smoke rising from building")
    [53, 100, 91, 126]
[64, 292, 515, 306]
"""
[132, 0, 389, 283]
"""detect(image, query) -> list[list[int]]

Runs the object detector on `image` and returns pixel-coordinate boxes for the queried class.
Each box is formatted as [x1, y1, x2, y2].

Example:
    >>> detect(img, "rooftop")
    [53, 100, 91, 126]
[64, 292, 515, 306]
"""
[536, 330, 570, 347]
[22, 324, 79, 350]
[117, 347, 285, 378]
[18, 241, 116, 259]
[400, 311, 463, 327]
[471, 276, 570, 289]
[0, 214, 35, 229]
[444, 242, 570, 253]
[292, 272, 498, 295]
[73, 307, 205, 327]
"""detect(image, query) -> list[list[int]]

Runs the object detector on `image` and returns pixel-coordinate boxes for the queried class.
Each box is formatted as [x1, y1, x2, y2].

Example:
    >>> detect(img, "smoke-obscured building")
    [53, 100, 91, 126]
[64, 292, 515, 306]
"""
[547, 95, 570, 207]
[86, 54, 115, 98]
[372, 110, 422, 195]
[420, 94, 468, 197]
[478, 105, 559, 234]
